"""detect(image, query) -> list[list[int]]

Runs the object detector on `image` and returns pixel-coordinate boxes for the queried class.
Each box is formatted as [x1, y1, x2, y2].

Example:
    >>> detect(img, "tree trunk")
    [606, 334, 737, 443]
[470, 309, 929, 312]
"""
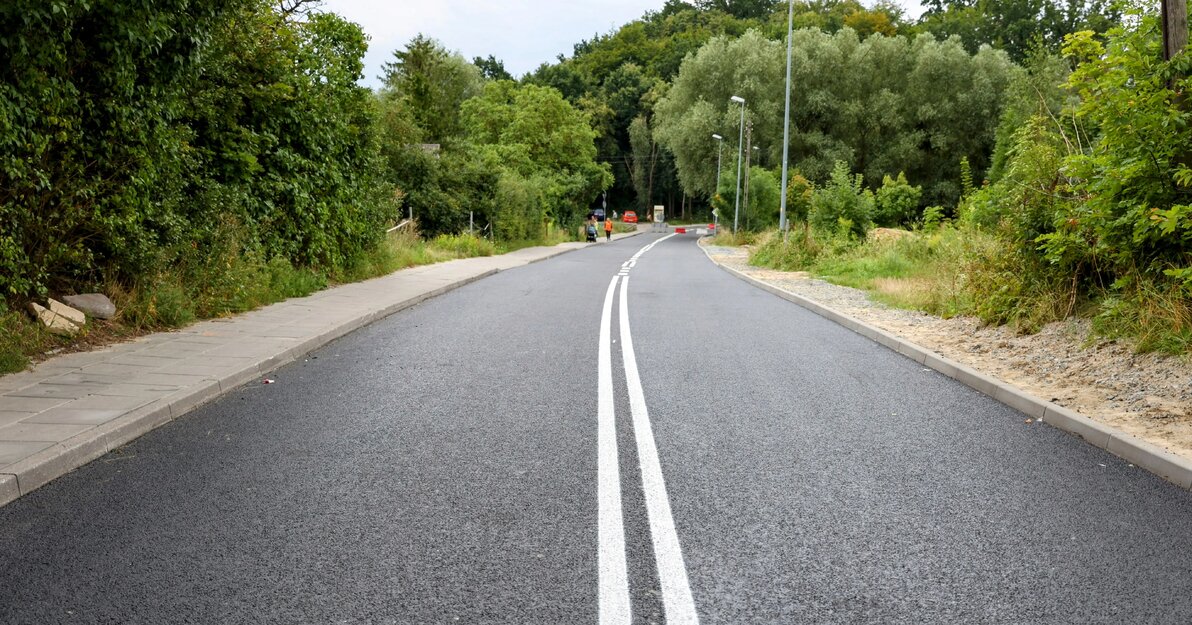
[1162, 0, 1188, 61]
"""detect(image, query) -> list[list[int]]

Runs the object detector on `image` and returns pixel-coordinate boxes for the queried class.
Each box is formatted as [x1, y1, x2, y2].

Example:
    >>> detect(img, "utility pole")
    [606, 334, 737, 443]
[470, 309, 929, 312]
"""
[1162, 0, 1188, 61]
[779, 0, 795, 242]
[742, 122, 753, 232]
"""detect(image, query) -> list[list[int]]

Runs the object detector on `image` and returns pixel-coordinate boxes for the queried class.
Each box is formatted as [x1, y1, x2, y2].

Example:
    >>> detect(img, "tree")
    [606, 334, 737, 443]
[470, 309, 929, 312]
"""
[653, 30, 785, 198]
[461, 81, 612, 226]
[628, 116, 659, 211]
[919, 0, 1120, 62]
[694, 0, 781, 19]
[473, 54, 513, 81]
[381, 35, 482, 142]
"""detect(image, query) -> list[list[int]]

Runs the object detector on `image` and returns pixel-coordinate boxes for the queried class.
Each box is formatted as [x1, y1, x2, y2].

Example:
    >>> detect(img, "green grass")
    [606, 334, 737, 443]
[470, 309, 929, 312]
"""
[747, 223, 1192, 354]
[749, 226, 984, 319]
[0, 311, 44, 374]
[706, 229, 759, 247]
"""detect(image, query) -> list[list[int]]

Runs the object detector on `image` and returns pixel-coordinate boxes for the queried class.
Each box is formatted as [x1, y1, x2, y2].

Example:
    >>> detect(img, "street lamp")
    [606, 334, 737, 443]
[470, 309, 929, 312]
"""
[730, 95, 745, 233]
[779, 0, 795, 240]
[712, 133, 723, 230]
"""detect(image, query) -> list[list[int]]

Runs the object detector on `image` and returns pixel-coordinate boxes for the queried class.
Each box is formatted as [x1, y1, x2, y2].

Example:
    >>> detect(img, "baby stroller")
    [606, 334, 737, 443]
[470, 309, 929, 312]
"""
[585, 223, 597, 242]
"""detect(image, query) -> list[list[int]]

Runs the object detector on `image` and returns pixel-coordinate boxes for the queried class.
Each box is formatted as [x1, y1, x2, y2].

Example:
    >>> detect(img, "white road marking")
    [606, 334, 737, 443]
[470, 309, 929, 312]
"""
[598, 275, 631, 625]
[618, 273, 699, 624]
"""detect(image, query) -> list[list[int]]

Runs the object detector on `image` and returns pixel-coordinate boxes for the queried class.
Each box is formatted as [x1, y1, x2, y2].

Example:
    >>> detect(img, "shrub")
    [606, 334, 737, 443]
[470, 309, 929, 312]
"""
[742, 166, 782, 230]
[874, 172, 923, 227]
[784, 173, 814, 223]
[810, 162, 873, 238]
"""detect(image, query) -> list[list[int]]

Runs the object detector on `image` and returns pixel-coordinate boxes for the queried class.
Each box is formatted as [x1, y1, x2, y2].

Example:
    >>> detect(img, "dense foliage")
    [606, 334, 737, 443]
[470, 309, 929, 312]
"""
[0, 0, 393, 302]
[654, 27, 1015, 213]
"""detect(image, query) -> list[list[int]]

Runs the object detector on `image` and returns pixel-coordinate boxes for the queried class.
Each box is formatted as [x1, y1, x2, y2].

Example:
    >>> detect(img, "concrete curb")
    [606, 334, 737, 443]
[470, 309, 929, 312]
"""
[0, 233, 646, 507]
[700, 243, 1192, 491]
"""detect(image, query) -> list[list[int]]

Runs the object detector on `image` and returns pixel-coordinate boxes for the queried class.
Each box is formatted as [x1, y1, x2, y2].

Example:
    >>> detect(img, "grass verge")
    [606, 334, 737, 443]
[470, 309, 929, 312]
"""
[746, 224, 1192, 355]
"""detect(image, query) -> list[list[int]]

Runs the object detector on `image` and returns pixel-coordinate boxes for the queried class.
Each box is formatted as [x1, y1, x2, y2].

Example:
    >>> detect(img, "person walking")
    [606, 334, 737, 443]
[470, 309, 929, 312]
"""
[604, 216, 613, 241]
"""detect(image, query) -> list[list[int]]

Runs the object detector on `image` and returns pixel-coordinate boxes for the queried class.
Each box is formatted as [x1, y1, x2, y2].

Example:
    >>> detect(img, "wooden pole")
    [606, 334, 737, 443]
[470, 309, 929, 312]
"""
[1162, 0, 1188, 61]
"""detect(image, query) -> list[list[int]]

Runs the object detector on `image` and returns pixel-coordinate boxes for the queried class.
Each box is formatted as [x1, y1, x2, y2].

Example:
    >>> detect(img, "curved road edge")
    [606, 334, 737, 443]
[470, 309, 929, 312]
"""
[697, 239, 1192, 491]
[0, 230, 644, 508]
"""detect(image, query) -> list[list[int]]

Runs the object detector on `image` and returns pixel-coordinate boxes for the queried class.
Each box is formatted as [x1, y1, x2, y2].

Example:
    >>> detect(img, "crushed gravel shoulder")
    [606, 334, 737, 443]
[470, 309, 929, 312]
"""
[702, 242, 1192, 463]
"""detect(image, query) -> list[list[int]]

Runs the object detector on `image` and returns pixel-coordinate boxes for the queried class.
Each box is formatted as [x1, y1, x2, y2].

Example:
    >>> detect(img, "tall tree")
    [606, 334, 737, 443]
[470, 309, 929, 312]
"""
[919, 0, 1120, 62]
[694, 0, 781, 19]
[473, 54, 513, 81]
[461, 81, 612, 225]
[381, 35, 482, 142]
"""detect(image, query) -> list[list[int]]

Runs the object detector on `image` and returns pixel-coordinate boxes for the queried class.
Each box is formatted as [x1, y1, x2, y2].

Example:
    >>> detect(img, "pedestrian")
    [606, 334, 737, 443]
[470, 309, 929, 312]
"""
[604, 216, 613, 241]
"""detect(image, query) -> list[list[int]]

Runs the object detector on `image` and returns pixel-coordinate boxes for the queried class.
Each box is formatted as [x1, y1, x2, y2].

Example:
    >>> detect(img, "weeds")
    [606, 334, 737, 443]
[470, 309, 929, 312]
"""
[707, 230, 758, 247]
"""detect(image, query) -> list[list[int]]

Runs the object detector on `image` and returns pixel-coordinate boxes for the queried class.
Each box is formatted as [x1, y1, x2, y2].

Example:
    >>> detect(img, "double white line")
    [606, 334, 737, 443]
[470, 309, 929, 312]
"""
[598, 236, 698, 624]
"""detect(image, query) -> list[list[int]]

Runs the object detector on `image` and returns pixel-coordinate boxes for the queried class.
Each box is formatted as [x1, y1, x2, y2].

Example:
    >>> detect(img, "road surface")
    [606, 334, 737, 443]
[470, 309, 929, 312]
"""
[2, 232, 1191, 624]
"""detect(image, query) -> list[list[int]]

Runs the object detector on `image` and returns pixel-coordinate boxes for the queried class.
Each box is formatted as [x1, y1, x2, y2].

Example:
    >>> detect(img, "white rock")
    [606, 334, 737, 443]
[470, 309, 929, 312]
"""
[28, 302, 80, 336]
[48, 298, 86, 326]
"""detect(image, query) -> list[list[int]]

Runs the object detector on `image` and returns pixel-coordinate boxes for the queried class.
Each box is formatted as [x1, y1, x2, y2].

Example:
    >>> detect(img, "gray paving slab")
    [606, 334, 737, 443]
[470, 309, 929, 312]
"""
[0, 378, 30, 394]
[0, 371, 59, 392]
[62, 393, 164, 411]
[0, 441, 54, 467]
[4, 383, 97, 400]
[156, 357, 258, 376]
[0, 395, 72, 413]
[25, 408, 127, 426]
[0, 412, 36, 429]
[201, 339, 299, 359]
[0, 422, 93, 443]
[142, 339, 221, 353]
[42, 371, 130, 386]
[255, 326, 321, 339]
[35, 350, 116, 369]
[167, 331, 233, 342]
[106, 354, 184, 367]
[116, 372, 212, 387]
[75, 362, 162, 378]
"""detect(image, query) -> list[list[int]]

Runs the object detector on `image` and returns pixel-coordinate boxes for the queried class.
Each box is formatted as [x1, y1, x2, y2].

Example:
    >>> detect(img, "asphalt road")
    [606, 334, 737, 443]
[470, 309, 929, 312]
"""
[2, 231, 1192, 624]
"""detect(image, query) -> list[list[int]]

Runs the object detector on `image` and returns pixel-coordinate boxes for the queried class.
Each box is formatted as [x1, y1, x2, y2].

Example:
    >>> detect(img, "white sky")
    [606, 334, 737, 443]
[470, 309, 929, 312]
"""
[318, 0, 926, 89]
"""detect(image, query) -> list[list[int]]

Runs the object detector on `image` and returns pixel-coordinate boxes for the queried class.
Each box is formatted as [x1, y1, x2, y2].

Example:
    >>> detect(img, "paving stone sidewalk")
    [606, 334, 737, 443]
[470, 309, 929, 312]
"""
[0, 234, 638, 507]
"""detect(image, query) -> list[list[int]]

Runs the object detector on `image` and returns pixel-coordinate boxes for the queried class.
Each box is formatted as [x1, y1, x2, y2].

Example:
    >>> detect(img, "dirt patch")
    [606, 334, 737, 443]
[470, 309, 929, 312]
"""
[702, 242, 1192, 462]
[868, 227, 915, 243]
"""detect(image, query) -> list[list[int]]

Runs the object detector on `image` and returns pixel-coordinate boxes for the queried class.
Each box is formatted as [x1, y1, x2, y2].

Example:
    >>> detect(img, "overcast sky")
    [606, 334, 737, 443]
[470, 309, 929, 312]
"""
[318, 0, 925, 89]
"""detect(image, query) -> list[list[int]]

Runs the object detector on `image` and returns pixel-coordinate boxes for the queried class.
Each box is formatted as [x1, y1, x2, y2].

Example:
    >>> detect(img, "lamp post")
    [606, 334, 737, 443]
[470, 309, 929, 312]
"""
[779, 0, 795, 240]
[712, 133, 723, 230]
[730, 95, 745, 233]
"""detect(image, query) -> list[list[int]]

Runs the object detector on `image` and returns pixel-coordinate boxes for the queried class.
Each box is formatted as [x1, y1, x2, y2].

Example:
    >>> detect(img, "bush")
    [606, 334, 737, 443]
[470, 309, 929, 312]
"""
[784, 173, 814, 223]
[742, 166, 782, 230]
[874, 172, 922, 227]
[810, 162, 873, 238]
